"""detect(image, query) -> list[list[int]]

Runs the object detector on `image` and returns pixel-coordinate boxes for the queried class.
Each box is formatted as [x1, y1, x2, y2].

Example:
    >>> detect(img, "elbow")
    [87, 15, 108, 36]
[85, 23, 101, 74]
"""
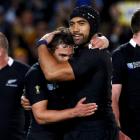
[35, 116, 46, 124]
[34, 115, 53, 125]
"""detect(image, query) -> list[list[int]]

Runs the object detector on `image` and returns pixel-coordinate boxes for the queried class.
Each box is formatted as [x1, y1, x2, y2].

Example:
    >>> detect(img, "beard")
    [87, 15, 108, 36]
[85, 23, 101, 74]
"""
[73, 34, 91, 46]
[73, 34, 88, 45]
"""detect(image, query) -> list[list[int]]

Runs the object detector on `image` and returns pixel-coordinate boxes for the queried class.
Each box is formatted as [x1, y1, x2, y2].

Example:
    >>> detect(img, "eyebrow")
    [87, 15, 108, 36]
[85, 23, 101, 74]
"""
[70, 18, 87, 23]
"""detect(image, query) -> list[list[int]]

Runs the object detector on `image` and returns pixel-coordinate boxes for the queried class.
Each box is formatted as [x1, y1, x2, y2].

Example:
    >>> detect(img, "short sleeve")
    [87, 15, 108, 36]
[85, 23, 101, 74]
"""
[112, 50, 126, 84]
[25, 67, 48, 105]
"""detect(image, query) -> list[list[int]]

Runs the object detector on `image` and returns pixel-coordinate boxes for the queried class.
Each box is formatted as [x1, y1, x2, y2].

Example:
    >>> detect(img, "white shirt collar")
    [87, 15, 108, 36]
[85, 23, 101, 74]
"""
[129, 38, 137, 48]
[8, 57, 14, 66]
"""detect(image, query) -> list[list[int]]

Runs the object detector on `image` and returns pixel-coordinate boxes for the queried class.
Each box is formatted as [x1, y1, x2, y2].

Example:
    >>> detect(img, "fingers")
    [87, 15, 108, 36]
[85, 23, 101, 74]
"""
[79, 108, 97, 117]
[41, 30, 61, 44]
[78, 97, 86, 104]
[21, 96, 30, 104]
[84, 110, 96, 116]
[52, 30, 61, 34]
[21, 96, 31, 110]
[21, 102, 31, 110]
[91, 37, 104, 49]
[56, 27, 69, 33]
[77, 103, 98, 117]
[83, 104, 98, 115]
[23, 106, 31, 111]
[90, 36, 109, 49]
[42, 30, 61, 39]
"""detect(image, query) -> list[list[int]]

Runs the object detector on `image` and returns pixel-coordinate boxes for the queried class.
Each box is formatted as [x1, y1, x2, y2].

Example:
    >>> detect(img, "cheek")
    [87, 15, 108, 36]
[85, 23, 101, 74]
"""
[83, 28, 90, 40]
[84, 26, 90, 34]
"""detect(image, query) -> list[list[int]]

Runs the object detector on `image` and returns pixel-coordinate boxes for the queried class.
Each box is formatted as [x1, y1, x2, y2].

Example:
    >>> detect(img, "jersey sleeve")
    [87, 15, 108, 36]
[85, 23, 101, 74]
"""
[24, 67, 48, 105]
[112, 50, 126, 84]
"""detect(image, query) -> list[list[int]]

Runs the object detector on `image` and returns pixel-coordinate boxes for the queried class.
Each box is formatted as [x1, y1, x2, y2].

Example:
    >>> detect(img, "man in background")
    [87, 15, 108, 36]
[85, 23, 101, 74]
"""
[0, 32, 30, 140]
[112, 9, 140, 140]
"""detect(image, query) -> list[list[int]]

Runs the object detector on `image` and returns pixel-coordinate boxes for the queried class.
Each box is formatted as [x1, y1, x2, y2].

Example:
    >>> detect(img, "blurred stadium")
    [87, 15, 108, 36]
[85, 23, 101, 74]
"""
[0, 0, 140, 65]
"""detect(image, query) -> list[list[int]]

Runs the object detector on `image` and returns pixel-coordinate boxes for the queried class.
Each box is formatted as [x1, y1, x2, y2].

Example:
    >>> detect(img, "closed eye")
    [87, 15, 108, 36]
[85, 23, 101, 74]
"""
[59, 54, 73, 58]
[59, 54, 69, 57]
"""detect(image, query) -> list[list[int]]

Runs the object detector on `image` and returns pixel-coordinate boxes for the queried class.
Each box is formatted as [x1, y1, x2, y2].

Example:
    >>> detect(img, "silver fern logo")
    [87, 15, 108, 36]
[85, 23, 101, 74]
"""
[6, 79, 18, 87]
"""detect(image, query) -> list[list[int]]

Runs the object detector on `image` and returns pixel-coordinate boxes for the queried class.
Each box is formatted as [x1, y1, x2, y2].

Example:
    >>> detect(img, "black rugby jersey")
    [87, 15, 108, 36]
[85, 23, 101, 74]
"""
[66, 46, 116, 130]
[112, 39, 140, 140]
[0, 57, 29, 140]
[25, 63, 68, 139]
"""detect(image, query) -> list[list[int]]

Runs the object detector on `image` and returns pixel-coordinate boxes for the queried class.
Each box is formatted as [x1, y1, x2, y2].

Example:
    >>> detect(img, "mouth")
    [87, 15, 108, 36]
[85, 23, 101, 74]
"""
[73, 34, 82, 41]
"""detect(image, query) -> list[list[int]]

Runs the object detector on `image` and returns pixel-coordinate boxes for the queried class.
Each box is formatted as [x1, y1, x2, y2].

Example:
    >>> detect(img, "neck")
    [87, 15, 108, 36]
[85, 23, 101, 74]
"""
[81, 37, 91, 48]
[0, 55, 9, 69]
[133, 32, 140, 46]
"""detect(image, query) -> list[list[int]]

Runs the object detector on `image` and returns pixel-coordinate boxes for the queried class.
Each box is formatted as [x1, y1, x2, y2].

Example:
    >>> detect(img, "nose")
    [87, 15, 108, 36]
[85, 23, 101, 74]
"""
[72, 23, 79, 33]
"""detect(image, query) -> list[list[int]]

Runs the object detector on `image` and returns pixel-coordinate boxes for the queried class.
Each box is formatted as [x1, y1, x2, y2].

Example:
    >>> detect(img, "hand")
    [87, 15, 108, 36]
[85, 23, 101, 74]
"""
[119, 131, 132, 140]
[21, 95, 31, 110]
[90, 35, 109, 49]
[40, 30, 61, 44]
[73, 97, 98, 117]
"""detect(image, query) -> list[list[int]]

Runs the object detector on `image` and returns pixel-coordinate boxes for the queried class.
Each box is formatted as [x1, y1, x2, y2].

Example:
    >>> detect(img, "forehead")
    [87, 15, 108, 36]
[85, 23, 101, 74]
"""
[56, 44, 73, 51]
[69, 17, 88, 23]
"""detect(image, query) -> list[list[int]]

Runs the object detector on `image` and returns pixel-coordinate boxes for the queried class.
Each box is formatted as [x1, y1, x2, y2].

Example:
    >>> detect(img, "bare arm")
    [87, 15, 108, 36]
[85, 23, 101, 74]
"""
[37, 30, 74, 81]
[112, 84, 132, 140]
[38, 31, 109, 81]
[112, 84, 122, 127]
[38, 44, 74, 81]
[21, 93, 98, 124]
[32, 97, 97, 124]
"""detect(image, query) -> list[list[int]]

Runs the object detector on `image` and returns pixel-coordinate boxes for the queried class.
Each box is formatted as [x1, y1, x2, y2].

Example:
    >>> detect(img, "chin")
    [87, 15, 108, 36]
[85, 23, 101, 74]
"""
[74, 41, 83, 46]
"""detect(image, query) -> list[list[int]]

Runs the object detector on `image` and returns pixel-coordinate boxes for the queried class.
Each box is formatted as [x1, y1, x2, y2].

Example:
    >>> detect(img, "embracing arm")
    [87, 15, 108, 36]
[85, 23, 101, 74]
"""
[38, 44, 75, 81]
[37, 30, 74, 81]
[32, 97, 97, 124]
[38, 31, 109, 82]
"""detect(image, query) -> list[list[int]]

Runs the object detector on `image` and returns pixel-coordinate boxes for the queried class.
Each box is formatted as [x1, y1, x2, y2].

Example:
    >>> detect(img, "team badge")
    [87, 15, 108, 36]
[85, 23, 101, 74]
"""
[35, 85, 40, 94]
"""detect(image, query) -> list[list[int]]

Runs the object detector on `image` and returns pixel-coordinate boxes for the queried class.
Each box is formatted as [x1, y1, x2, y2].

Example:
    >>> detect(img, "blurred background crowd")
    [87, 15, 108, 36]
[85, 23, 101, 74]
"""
[0, 0, 140, 65]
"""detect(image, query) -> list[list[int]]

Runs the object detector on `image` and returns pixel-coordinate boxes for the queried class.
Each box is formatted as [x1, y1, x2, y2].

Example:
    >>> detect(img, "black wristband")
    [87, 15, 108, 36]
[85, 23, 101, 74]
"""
[36, 39, 48, 48]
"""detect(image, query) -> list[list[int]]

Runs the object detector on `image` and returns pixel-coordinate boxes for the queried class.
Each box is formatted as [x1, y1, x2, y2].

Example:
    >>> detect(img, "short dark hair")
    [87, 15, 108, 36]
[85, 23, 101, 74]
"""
[131, 9, 140, 33]
[49, 28, 74, 52]
[0, 32, 9, 51]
